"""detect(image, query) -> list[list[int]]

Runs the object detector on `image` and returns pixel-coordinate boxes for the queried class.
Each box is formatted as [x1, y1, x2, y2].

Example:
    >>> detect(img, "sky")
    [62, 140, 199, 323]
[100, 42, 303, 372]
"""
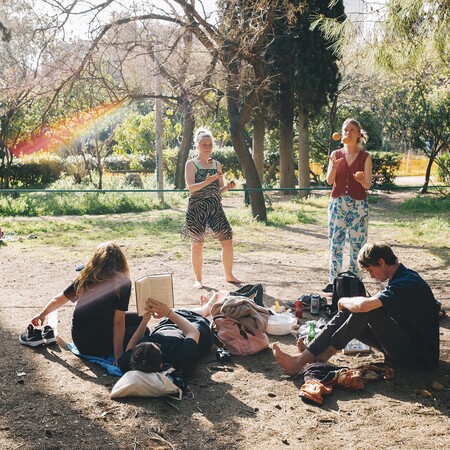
[33, 0, 385, 40]
[34, 0, 219, 40]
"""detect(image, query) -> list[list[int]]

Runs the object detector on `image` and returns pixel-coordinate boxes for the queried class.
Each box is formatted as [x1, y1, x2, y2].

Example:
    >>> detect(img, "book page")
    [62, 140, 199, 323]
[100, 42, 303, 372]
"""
[135, 273, 174, 316]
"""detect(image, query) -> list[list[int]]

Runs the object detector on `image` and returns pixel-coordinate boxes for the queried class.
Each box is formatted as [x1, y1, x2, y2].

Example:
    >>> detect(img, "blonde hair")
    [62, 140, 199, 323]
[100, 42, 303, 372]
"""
[342, 118, 368, 149]
[74, 242, 129, 295]
[194, 127, 214, 146]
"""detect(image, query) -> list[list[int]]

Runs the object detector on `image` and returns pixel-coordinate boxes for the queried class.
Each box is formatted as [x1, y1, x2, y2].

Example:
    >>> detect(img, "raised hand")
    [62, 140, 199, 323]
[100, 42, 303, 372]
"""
[353, 171, 365, 183]
[330, 156, 344, 169]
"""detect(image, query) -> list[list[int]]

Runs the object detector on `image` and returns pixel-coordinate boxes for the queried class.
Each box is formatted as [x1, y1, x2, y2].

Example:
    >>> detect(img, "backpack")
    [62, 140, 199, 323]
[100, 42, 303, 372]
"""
[325, 271, 366, 318]
[229, 283, 265, 307]
[211, 315, 269, 356]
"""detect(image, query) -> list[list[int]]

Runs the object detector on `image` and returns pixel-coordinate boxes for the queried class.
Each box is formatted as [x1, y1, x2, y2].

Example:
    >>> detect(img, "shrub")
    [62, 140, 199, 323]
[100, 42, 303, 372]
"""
[103, 154, 131, 171]
[370, 151, 402, 186]
[162, 148, 179, 183]
[62, 154, 98, 184]
[129, 154, 155, 171]
[8, 152, 63, 188]
[435, 152, 450, 184]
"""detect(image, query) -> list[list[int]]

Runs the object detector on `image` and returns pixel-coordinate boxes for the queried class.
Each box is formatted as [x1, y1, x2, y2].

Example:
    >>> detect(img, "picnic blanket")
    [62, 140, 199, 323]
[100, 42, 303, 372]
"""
[67, 343, 123, 377]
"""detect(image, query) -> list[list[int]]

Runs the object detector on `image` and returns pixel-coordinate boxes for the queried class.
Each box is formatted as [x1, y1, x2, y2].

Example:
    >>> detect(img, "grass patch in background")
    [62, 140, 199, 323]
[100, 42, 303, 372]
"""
[0, 177, 187, 217]
[398, 195, 450, 215]
[2, 191, 448, 260]
[225, 193, 329, 227]
[0, 191, 170, 216]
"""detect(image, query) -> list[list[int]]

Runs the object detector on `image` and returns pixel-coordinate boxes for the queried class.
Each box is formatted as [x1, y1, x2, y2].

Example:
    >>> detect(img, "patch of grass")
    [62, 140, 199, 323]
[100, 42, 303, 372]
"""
[0, 191, 169, 216]
[398, 195, 450, 215]
[3, 191, 448, 261]
[267, 196, 327, 226]
[372, 217, 450, 247]
[0, 177, 188, 217]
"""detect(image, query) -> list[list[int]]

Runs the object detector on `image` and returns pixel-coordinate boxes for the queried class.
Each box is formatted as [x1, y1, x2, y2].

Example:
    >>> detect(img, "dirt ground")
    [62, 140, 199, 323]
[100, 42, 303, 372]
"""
[0, 191, 449, 450]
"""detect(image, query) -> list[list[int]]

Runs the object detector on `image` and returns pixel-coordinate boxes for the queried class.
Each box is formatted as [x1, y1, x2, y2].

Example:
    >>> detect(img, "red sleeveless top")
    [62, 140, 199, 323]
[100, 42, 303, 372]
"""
[331, 149, 369, 200]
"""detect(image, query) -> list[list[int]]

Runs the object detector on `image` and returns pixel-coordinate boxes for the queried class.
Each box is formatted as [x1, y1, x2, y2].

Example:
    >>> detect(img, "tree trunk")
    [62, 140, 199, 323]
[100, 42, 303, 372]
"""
[175, 98, 195, 190]
[419, 145, 441, 194]
[0, 114, 13, 189]
[226, 80, 267, 222]
[279, 60, 295, 193]
[297, 109, 311, 199]
[252, 114, 265, 183]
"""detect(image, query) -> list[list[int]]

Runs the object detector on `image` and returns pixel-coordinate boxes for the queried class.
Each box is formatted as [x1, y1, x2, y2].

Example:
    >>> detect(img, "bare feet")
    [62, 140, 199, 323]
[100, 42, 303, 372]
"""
[193, 291, 223, 317]
[296, 337, 307, 353]
[226, 276, 243, 284]
[272, 343, 302, 376]
[193, 280, 203, 289]
[200, 290, 215, 305]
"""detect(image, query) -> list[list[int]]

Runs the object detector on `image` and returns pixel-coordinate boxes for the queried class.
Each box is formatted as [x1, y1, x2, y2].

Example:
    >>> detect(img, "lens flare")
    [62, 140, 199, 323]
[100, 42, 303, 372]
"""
[12, 100, 126, 157]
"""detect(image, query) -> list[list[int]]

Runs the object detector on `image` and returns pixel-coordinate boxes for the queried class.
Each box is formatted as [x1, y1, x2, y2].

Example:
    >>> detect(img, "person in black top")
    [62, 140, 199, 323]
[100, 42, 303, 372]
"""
[31, 242, 142, 365]
[273, 242, 440, 375]
[118, 293, 219, 377]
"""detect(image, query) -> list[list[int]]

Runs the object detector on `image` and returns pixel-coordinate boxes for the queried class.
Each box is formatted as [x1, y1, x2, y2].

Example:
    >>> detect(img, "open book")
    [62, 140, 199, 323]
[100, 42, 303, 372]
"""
[135, 273, 174, 316]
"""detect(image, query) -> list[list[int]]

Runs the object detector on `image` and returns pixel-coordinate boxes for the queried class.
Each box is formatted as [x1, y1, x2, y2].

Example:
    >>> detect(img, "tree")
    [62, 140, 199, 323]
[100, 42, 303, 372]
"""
[0, 1, 70, 188]
[380, 68, 450, 193]
[294, 0, 344, 198]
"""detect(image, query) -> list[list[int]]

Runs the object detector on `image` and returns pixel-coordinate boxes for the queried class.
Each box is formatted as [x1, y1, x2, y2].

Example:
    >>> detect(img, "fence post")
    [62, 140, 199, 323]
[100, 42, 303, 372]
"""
[242, 183, 251, 206]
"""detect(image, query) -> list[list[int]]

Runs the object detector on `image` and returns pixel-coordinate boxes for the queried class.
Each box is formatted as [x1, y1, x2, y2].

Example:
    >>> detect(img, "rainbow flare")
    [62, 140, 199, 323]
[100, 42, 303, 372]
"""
[12, 100, 126, 157]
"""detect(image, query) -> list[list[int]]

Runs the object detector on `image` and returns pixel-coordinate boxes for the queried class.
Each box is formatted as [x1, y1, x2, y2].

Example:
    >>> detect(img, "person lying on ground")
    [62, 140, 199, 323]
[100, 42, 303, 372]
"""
[29, 242, 144, 365]
[273, 242, 440, 376]
[118, 292, 221, 377]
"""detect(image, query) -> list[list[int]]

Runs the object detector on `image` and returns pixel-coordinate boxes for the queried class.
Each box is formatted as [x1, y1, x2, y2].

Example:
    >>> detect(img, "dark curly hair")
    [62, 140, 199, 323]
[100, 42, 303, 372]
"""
[129, 342, 162, 373]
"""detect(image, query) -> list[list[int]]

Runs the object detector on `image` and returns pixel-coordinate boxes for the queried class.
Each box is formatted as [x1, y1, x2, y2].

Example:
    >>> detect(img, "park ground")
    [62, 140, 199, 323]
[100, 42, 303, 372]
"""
[0, 188, 449, 450]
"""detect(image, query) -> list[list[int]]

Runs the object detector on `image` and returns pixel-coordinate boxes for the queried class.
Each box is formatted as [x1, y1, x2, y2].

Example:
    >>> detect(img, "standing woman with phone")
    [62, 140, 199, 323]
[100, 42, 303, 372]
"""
[184, 128, 241, 289]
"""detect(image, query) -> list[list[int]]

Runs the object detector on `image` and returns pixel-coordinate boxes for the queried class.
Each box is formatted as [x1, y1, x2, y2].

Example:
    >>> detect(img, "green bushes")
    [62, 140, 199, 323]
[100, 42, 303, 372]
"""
[103, 154, 156, 171]
[435, 152, 450, 184]
[371, 151, 402, 186]
[7, 152, 63, 188]
[0, 184, 168, 216]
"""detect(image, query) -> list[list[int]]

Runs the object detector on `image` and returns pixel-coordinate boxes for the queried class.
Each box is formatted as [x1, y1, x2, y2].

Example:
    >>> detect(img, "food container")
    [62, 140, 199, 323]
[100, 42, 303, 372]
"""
[266, 314, 297, 336]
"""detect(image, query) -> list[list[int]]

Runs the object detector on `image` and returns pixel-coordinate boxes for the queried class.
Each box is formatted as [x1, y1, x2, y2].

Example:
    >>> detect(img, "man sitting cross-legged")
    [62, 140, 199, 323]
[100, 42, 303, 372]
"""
[273, 242, 440, 376]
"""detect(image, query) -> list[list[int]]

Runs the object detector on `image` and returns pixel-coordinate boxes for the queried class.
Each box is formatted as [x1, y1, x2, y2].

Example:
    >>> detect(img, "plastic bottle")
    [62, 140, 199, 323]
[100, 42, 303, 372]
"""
[307, 322, 316, 343]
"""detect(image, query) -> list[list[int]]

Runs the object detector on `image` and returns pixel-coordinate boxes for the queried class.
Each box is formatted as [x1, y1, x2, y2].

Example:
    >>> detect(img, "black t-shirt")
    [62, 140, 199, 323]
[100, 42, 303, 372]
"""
[376, 264, 439, 369]
[65, 275, 131, 356]
[118, 310, 211, 377]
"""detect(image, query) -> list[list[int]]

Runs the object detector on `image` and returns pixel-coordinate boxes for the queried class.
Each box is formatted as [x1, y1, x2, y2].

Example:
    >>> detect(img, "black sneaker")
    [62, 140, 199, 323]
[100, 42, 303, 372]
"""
[322, 283, 333, 293]
[216, 347, 232, 363]
[42, 325, 57, 345]
[19, 324, 44, 347]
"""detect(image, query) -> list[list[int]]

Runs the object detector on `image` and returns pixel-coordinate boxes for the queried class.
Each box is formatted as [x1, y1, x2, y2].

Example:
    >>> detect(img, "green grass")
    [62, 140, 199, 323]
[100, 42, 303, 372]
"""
[398, 195, 450, 215]
[225, 194, 329, 227]
[0, 191, 170, 216]
[1, 191, 448, 258]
